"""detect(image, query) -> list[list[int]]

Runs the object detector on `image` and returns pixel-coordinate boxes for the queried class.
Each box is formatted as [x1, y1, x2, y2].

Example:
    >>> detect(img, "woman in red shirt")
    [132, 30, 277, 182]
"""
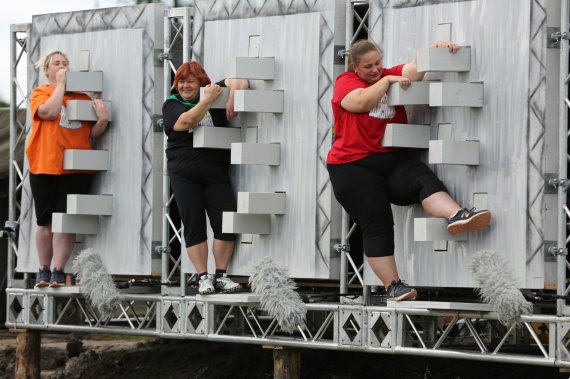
[327, 40, 491, 301]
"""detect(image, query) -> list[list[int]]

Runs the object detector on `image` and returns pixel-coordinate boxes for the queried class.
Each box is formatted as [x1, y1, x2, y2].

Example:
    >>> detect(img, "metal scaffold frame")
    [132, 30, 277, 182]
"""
[5, 1, 570, 369]
[8, 23, 31, 289]
[160, 7, 194, 294]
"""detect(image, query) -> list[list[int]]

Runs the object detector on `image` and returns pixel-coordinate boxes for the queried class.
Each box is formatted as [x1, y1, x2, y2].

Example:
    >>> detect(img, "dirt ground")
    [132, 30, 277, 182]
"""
[0, 329, 567, 379]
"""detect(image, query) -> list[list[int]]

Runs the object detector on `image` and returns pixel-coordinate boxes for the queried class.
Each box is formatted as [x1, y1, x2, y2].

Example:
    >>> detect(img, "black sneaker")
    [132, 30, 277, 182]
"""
[387, 279, 417, 301]
[49, 268, 66, 288]
[35, 267, 51, 288]
[447, 208, 491, 235]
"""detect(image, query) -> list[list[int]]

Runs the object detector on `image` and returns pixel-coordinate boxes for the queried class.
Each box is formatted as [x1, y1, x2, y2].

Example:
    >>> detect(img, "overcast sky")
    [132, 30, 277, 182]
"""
[0, 0, 132, 103]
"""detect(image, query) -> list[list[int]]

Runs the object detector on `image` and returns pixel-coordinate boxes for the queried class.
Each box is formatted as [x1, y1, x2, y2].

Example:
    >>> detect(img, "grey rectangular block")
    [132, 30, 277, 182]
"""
[429, 82, 483, 107]
[414, 218, 468, 241]
[51, 213, 98, 235]
[63, 149, 110, 171]
[222, 212, 270, 234]
[66, 71, 103, 92]
[66, 100, 112, 122]
[387, 82, 429, 106]
[381, 123, 430, 148]
[193, 126, 241, 149]
[199, 87, 230, 109]
[417, 46, 471, 72]
[226, 57, 275, 80]
[67, 194, 113, 216]
[78, 50, 90, 72]
[237, 192, 286, 214]
[230, 143, 280, 165]
[428, 140, 480, 165]
[234, 90, 284, 113]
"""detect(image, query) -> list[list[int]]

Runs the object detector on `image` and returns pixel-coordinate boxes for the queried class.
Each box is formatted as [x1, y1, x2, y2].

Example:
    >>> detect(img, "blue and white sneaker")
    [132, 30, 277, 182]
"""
[35, 267, 51, 288]
[387, 279, 417, 301]
[447, 208, 491, 235]
[49, 268, 66, 288]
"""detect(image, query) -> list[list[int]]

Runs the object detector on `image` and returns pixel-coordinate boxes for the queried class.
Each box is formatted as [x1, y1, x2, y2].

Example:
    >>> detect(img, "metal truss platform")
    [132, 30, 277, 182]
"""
[6, 287, 570, 367]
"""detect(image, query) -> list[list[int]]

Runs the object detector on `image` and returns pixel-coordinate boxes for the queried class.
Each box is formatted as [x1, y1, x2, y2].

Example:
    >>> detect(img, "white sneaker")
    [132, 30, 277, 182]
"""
[198, 274, 215, 295]
[214, 273, 241, 293]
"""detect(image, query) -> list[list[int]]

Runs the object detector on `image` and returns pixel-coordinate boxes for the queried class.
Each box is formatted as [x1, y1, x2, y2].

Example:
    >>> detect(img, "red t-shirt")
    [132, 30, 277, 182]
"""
[327, 65, 408, 164]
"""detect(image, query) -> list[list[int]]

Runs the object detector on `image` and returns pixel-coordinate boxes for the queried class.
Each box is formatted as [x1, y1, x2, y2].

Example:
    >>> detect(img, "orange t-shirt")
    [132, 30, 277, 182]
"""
[26, 85, 94, 175]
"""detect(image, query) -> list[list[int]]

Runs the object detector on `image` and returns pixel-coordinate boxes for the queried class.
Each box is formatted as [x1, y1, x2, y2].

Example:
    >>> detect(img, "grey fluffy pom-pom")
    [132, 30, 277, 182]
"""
[469, 250, 532, 326]
[72, 249, 120, 319]
[249, 258, 307, 334]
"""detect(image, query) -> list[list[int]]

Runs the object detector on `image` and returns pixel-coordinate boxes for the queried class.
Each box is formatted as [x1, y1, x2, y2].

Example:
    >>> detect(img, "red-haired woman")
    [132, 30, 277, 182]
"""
[162, 61, 247, 295]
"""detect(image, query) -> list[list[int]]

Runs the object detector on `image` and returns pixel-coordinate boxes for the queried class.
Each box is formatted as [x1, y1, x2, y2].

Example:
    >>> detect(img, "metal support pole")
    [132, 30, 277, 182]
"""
[557, 0, 569, 316]
[182, 7, 192, 62]
[339, 0, 355, 296]
[162, 15, 171, 289]
[8, 24, 28, 286]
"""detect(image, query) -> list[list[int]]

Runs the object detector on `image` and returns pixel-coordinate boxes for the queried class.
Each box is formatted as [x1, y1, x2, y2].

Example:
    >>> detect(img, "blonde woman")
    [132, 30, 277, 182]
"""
[27, 51, 109, 287]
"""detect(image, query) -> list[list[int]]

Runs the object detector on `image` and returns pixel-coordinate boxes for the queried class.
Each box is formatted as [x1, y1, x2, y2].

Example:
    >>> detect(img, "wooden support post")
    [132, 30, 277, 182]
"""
[273, 348, 301, 379]
[16, 329, 41, 379]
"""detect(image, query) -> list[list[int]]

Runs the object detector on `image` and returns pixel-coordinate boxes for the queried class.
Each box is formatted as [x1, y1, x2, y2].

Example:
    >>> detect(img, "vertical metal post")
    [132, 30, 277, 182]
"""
[557, 0, 569, 316]
[8, 24, 29, 286]
[339, 0, 355, 296]
[180, 7, 192, 296]
[182, 7, 192, 62]
[162, 15, 171, 290]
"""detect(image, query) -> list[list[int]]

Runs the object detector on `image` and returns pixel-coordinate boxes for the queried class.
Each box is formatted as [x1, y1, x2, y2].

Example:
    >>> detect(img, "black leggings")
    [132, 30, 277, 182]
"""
[169, 160, 237, 247]
[327, 152, 447, 257]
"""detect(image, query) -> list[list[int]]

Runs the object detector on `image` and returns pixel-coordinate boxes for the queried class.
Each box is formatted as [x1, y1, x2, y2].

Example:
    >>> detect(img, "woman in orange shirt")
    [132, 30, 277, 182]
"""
[26, 51, 109, 287]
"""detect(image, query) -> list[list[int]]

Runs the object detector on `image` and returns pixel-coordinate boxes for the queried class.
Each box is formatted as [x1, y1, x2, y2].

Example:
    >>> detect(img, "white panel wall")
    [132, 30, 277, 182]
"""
[183, 12, 329, 278]
[18, 8, 164, 275]
[365, 0, 539, 288]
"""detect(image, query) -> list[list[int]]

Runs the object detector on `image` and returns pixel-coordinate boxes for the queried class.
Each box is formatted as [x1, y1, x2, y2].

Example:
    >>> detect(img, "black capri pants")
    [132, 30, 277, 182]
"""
[327, 152, 447, 258]
[169, 160, 237, 247]
[29, 173, 93, 226]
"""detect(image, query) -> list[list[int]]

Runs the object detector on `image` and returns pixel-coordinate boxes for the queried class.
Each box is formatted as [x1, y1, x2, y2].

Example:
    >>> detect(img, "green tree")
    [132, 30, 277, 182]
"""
[0, 100, 8, 108]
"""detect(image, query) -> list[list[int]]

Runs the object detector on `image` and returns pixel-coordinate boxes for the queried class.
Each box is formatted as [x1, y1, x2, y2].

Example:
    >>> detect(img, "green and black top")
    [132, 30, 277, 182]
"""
[162, 80, 230, 174]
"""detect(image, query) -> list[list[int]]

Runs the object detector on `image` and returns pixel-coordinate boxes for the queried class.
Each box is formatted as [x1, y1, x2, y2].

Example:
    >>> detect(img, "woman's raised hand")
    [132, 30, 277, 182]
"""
[433, 41, 460, 53]
[92, 99, 109, 123]
[203, 83, 223, 104]
[55, 67, 68, 87]
[391, 76, 411, 89]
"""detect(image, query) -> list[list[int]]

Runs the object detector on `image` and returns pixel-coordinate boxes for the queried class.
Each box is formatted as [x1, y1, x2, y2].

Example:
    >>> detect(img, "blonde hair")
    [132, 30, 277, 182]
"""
[347, 40, 382, 72]
[34, 50, 69, 72]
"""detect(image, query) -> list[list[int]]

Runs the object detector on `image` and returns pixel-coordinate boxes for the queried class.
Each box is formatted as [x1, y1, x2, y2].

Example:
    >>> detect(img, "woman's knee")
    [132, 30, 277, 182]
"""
[362, 225, 395, 257]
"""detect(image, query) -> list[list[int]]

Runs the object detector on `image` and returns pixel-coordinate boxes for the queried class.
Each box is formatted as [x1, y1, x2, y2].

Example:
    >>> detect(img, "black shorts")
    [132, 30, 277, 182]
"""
[29, 173, 93, 226]
[327, 152, 447, 257]
[169, 160, 237, 247]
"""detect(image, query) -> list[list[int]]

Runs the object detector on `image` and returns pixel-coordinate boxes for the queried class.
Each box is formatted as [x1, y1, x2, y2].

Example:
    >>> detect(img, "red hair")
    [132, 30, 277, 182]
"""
[172, 61, 211, 91]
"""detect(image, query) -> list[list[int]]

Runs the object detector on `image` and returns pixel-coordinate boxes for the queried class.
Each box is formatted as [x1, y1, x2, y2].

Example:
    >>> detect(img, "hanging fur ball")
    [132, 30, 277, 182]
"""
[249, 258, 307, 334]
[72, 248, 120, 319]
[469, 250, 532, 326]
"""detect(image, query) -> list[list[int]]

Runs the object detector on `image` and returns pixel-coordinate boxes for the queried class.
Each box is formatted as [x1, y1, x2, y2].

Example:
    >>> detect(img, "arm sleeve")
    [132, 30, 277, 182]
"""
[210, 79, 229, 127]
[331, 74, 366, 107]
[382, 64, 405, 77]
[162, 100, 188, 136]
[30, 87, 50, 121]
